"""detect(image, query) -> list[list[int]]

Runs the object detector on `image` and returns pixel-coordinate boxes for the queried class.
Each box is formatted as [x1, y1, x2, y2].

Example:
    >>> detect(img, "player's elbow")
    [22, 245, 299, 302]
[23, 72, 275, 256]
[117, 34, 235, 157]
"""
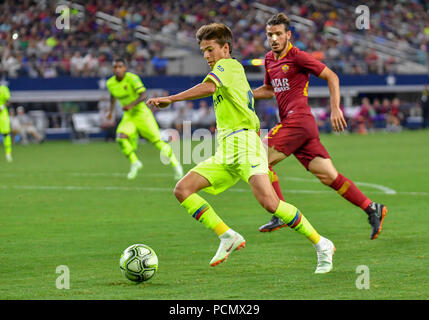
[330, 72, 339, 85]
[266, 89, 275, 99]
[264, 85, 275, 99]
[205, 83, 217, 95]
[253, 86, 274, 100]
[325, 69, 339, 85]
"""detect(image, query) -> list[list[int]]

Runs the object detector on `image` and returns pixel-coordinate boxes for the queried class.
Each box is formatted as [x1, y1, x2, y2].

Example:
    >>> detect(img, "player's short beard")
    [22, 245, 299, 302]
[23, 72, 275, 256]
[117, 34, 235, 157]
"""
[272, 40, 288, 55]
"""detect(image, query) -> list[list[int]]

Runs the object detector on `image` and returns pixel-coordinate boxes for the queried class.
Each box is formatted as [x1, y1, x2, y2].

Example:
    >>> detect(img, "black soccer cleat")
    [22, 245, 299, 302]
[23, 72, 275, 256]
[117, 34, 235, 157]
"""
[259, 216, 287, 232]
[367, 203, 387, 240]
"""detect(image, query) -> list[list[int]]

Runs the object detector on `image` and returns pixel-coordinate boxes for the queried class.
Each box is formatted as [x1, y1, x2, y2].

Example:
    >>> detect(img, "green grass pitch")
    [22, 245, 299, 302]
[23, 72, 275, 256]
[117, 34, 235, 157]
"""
[0, 130, 428, 300]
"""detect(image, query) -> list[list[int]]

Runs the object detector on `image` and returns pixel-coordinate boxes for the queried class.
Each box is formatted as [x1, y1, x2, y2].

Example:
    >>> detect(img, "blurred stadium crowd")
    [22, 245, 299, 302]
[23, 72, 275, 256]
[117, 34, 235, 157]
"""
[1, 0, 428, 142]
[0, 0, 428, 77]
[10, 86, 429, 145]
[313, 89, 429, 134]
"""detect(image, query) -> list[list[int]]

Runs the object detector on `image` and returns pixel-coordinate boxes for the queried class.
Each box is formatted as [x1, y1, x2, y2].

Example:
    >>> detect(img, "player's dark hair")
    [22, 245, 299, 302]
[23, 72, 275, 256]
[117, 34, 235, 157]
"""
[113, 58, 127, 66]
[196, 23, 233, 54]
[266, 13, 291, 32]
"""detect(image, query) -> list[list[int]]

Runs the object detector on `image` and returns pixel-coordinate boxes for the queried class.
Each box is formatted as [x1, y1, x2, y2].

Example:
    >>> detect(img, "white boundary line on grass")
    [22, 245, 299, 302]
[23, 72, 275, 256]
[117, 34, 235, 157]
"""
[0, 184, 428, 196]
[281, 176, 398, 195]
[2, 171, 427, 195]
[70, 172, 398, 195]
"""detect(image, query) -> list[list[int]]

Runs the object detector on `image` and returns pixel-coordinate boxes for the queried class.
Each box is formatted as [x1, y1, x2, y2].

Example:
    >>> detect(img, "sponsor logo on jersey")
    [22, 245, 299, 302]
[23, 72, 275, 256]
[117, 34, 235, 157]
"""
[271, 78, 290, 93]
[214, 94, 223, 108]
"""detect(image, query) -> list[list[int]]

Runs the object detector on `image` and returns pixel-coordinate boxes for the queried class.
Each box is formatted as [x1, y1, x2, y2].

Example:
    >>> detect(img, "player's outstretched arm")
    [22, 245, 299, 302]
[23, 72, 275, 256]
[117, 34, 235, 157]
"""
[252, 84, 275, 100]
[318, 67, 347, 132]
[147, 82, 216, 109]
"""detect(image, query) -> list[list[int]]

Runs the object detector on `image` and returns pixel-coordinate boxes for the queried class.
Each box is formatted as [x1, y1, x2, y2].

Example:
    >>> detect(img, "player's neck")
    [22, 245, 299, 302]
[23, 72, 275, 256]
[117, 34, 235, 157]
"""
[115, 74, 125, 81]
[215, 55, 232, 64]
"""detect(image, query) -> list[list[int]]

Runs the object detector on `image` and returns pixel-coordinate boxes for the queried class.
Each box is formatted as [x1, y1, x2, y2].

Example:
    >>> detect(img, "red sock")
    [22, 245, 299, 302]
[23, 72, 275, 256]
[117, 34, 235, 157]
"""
[269, 166, 285, 201]
[330, 173, 371, 211]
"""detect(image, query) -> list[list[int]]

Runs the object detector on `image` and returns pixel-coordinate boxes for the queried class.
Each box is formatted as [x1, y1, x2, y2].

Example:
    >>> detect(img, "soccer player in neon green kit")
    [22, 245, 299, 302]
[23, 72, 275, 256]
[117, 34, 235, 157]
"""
[0, 84, 12, 163]
[148, 23, 335, 273]
[106, 59, 183, 180]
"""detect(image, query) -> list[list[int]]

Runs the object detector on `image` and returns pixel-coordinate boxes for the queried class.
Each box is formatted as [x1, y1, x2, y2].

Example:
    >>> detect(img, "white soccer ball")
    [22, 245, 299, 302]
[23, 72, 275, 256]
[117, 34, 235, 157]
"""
[119, 244, 158, 282]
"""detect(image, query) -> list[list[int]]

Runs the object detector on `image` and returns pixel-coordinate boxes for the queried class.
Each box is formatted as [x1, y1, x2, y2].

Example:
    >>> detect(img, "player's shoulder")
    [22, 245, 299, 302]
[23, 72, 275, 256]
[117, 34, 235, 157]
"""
[106, 75, 116, 86]
[125, 72, 141, 80]
[289, 46, 301, 56]
[289, 46, 312, 60]
[0, 85, 10, 96]
[214, 58, 242, 73]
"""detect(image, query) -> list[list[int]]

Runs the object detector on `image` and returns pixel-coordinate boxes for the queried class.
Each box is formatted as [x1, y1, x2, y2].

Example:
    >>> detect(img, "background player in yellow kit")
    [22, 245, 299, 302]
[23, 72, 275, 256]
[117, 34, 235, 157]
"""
[106, 59, 183, 180]
[0, 84, 12, 163]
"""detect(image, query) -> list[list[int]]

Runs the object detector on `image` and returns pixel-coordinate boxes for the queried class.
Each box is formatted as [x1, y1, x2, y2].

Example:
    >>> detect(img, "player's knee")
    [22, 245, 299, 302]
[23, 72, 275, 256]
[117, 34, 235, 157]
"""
[116, 133, 128, 140]
[263, 199, 278, 213]
[173, 181, 190, 203]
[315, 173, 335, 186]
[268, 156, 281, 167]
[258, 196, 279, 213]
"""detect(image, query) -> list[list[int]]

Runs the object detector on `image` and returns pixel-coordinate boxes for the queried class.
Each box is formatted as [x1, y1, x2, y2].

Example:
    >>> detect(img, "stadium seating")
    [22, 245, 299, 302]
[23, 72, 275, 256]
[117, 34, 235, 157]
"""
[0, 0, 427, 77]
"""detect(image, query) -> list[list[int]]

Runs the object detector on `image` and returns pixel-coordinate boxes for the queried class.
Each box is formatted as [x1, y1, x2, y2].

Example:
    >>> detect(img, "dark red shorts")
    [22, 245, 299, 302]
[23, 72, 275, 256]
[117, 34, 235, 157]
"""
[263, 114, 330, 170]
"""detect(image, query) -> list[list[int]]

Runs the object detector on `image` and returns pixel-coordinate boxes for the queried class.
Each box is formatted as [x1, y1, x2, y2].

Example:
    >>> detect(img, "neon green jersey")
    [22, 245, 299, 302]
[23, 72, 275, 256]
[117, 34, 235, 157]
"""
[0, 85, 10, 117]
[106, 72, 147, 115]
[203, 58, 259, 140]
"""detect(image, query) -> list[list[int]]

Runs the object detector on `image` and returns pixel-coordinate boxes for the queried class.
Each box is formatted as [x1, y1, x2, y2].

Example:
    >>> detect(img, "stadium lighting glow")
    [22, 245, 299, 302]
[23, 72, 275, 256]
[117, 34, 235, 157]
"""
[251, 59, 264, 66]
[242, 59, 264, 66]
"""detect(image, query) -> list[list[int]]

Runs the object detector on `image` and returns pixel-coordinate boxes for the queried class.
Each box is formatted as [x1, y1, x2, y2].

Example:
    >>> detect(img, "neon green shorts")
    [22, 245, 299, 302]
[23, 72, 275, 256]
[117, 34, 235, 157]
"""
[116, 107, 161, 144]
[0, 110, 10, 135]
[191, 129, 269, 195]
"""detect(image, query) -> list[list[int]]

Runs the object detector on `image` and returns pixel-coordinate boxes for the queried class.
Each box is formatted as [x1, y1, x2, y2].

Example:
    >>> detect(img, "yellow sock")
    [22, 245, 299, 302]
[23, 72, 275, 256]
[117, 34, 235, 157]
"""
[274, 200, 321, 244]
[213, 222, 229, 236]
[3, 134, 12, 155]
[181, 193, 229, 235]
[129, 152, 138, 164]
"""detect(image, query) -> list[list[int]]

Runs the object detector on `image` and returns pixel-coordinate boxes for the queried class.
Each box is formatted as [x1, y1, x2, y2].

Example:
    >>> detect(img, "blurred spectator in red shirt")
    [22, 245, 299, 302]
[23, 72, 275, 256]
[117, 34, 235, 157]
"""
[386, 98, 403, 132]
[354, 97, 375, 134]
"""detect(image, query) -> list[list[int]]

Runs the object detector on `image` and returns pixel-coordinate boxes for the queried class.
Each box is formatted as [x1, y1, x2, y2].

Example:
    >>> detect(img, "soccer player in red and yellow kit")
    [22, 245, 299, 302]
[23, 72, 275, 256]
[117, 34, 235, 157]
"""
[254, 13, 387, 240]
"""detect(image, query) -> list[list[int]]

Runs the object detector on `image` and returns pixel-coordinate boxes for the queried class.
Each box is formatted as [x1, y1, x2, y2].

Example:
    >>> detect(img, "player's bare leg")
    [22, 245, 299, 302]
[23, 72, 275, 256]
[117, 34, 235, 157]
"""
[249, 173, 281, 213]
[308, 156, 387, 240]
[116, 132, 142, 179]
[307, 157, 338, 185]
[174, 171, 210, 203]
[258, 146, 288, 232]
[3, 133, 12, 162]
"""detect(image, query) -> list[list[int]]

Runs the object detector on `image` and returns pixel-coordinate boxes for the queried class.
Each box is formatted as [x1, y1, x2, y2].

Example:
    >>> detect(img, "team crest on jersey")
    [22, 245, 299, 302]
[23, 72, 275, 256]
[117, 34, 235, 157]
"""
[281, 64, 289, 73]
[123, 85, 127, 90]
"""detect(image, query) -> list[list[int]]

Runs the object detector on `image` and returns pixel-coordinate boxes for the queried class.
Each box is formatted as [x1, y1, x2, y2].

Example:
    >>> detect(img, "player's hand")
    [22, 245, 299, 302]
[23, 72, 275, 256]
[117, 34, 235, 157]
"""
[330, 108, 347, 132]
[147, 97, 172, 108]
